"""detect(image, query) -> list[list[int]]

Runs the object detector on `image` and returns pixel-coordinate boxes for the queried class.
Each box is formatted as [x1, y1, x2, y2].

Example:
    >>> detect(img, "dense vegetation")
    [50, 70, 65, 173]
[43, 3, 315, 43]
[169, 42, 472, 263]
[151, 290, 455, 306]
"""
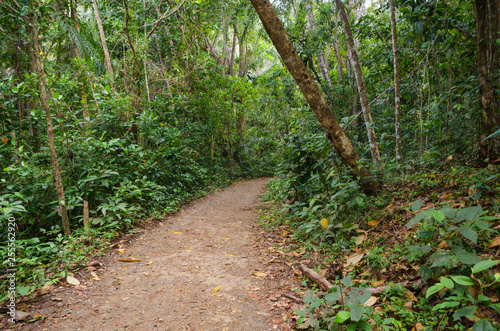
[1, 0, 498, 329]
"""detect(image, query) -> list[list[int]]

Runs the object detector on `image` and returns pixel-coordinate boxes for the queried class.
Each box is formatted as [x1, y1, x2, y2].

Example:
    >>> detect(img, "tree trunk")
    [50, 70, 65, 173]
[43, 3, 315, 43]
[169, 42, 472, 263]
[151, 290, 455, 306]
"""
[249, 0, 380, 194]
[334, 0, 383, 175]
[475, 0, 500, 161]
[389, 0, 402, 163]
[333, 42, 343, 81]
[227, 23, 238, 76]
[29, 0, 71, 236]
[92, 0, 113, 77]
[305, 1, 332, 87]
[239, 37, 247, 77]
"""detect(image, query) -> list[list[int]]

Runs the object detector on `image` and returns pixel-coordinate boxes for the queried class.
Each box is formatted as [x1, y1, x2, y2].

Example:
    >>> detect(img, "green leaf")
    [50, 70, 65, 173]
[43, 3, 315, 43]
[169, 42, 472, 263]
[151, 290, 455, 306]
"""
[324, 291, 341, 304]
[358, 321, 372, 331]
[484, 128, 500, 141]
[293, 309, 306, 318]
[455, 251, 482, 265]
[454, 206, 483, 223]
[450, 275, 476, 286]
[104, 85, 111, 94]
[426, 284, 445, 298]
[432, 301, 460, 311]
[452, 306, 476, 320]
[472, 260, 500, 274]
[472, 319, 496, 331]
[342, 276, 352, 287]
[457, 225, 478, 244]
[17, 285, 30, 296]
[411, 199, 423, 212]
[335, 311, 350, 324]
[440, 276, 454, 289]
[407, 210, 428, 229]
[433, 210, 446, 222]
[350, 306, 363, 322]
[53, 91, 60, 99]
[439, 206, 457, 219]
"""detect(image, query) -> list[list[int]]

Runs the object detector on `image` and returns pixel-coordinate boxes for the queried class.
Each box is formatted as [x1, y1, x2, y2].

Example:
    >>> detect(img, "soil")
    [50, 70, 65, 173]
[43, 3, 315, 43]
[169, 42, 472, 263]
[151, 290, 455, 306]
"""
[3, 178, 301, 331]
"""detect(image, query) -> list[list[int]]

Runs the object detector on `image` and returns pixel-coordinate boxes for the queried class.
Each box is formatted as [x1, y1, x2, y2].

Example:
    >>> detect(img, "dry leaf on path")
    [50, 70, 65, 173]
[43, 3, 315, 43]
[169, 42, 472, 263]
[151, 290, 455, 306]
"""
[213, 285, 222, 293]
[253, 271, 268, 277]
[122, 297, 129, 301]
[414, 322, 424, 331]
[66, 276, 80, 286]
[225, 254, 234, 257]
[90, 271, 100, 281]
[355, 235, 366, 245]
[368, 220, 380, 226]
[118, 249, 125, 253]
[371, 280, 385, 287]
[118, 258, 142, 262]
[405, 290, 418, 302]
[489, 236, 500, 248]
[170, 231, 182, 234]
[346, 252, 364, 266]
[364, 296, 378, 307]
[145, 261, 153, 265]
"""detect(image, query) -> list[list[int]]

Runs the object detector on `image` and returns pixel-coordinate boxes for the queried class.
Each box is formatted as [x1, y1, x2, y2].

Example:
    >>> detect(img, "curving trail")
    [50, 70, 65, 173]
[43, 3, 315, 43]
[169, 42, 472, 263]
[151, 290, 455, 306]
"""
[24, 178, 287, 331]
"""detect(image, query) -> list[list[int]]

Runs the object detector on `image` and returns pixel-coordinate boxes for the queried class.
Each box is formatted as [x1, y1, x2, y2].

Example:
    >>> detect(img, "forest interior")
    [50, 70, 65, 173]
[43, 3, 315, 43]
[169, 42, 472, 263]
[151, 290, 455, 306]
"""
[0, 0, 499, 329]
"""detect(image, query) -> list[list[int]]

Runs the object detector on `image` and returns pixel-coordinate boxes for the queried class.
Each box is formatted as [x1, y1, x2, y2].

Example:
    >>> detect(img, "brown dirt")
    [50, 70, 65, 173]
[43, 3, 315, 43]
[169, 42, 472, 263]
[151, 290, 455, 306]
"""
[4, 178, 301, 330]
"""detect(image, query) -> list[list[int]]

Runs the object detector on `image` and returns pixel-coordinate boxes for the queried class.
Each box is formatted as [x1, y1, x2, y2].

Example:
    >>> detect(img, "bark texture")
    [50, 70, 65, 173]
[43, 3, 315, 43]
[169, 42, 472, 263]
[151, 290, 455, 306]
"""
[389, 0, 402, 163]
[249, 0, 380, 194]
[29, 0, 71, 236]
[334, 0, 383, 175]
[475, 0, 500, 161]
[92, 0, 114, 77]
[305, 1, 332, 87]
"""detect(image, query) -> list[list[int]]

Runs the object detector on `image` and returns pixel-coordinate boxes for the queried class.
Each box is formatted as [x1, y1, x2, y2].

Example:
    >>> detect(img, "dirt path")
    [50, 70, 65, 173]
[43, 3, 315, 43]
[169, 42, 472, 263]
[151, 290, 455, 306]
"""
[10, 178, 300, 331]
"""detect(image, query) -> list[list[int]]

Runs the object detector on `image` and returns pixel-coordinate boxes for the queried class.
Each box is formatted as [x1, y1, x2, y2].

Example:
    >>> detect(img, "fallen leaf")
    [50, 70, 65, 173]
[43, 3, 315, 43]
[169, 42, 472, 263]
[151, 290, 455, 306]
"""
[213, 285, 222, 293]
[404, 290, 418, 302]
[292, 251, 300, 257]
[1, 137, 8, 144]
[40, 282, 52, 295]
[253, 271, 268, 277]
[66, 276, 80, 286]
[90, 271, 100, 281]
[118, 258, 142, 262]
[118, 249, 125, 253]
[122, 297, 129, 301]
[364, 296, 378, 307]
[221, 238, 230, 241]
[145, 261, 153, 265]
[489, 236, 500, 248]
[368, 220, 380, 226]
[355, 235, 366, 245]
[438, 240, 448, 249]
[170, 231, 183, 234]
[320, 218, 329, 229]
[371, 280, 385, 287]
[346, 252, 364, 266]
[225, 254, 234, 257]
[415, 323, 424, 331]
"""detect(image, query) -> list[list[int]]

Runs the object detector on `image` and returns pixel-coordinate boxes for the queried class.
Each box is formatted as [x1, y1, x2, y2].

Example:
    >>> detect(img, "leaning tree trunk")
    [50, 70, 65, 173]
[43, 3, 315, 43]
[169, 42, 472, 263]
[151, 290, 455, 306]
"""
[305, 0, 332, 87]
[227, 23, 238, 76]
[475, 0, 500, 161]
[92, 0, 113, 78]
[389, 0, 402, 163]
[249, 0, 380, 194]
[334, 0, 383, 175]
[29, 0, 71, 236]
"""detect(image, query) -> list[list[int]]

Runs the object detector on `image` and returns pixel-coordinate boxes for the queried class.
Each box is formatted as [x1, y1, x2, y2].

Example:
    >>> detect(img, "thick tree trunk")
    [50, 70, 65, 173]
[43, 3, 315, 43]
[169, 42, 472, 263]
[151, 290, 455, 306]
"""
[92, 0, 113, 77]
[475, 0, 500, 161]
[29, 0, 71, 236]
[389, 0, 402, 163]
[305, 1, 332, 87]
[249, 0, 380, 194]
[334, 0, 383, 175]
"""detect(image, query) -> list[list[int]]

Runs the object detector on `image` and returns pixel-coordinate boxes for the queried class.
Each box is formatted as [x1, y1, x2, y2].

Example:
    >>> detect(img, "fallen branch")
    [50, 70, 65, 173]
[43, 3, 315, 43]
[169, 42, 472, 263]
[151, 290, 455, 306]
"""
[299, 264, 424, 296]
[281, 293, 304, 304]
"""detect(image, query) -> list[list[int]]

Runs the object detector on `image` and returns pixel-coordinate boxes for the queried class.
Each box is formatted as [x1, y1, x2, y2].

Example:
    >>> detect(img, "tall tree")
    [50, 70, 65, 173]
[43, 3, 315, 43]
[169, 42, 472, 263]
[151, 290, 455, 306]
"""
[29, 0, 71, 235]
[334, 0, 383, 175]
[92, 0, 113, 77]
[475, 0, 500, 161]
[249, 0, 380, 194]
[305, 0, 332, 87]
[389, 0, 402, 163]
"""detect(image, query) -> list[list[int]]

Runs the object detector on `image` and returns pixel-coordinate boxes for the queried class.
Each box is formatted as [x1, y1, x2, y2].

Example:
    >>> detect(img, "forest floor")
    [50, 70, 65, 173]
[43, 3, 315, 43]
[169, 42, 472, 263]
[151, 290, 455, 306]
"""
[2, 178, 302, 330]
